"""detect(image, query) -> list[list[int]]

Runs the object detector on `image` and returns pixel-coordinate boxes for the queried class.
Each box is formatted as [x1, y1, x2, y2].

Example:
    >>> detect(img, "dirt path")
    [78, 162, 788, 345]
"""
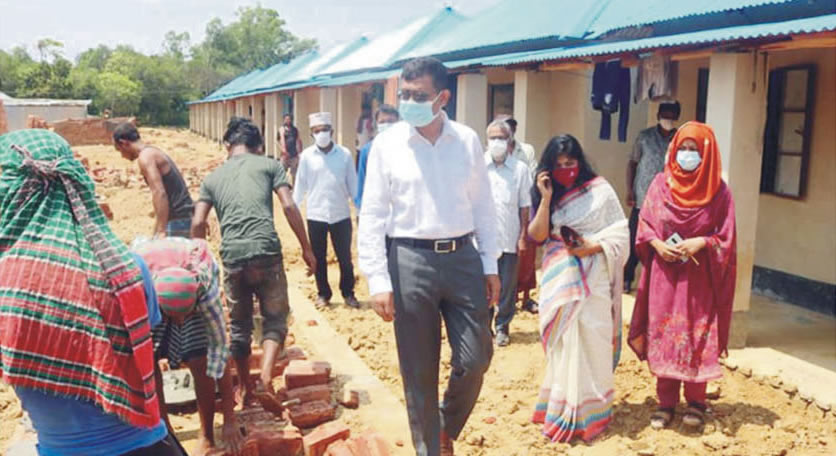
[2, 127, 834, 456]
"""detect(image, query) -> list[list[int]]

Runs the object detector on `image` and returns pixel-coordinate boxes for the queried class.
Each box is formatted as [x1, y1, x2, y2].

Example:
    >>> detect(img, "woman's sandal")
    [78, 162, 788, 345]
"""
[682, 404, 706, 428]
[650, 408, 674, 430]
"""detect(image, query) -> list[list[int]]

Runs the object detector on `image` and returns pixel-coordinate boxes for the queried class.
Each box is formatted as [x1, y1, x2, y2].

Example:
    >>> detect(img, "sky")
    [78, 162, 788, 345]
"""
[0, 0, 499, 61]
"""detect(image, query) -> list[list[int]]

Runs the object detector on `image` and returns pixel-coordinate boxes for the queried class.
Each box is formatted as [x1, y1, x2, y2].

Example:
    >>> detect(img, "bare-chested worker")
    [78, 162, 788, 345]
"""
[113, 123, 195, 238]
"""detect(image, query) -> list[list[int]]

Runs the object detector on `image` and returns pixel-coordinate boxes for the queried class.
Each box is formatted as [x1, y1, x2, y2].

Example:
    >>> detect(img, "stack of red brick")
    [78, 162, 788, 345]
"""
[0, 99, 8, 135]
[52, 116, 135, 146]
[25, 115, 49, 129]
[206, 337, 383, 456]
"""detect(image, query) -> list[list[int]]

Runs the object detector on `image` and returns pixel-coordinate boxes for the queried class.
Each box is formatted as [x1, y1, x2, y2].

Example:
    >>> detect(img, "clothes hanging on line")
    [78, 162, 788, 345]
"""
[591, 60, 631, 142]
[635, 54, 678, 103]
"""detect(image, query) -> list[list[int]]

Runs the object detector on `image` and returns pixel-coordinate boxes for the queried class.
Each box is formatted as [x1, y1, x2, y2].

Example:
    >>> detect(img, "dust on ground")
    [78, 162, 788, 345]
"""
[2, 127, 834, 456]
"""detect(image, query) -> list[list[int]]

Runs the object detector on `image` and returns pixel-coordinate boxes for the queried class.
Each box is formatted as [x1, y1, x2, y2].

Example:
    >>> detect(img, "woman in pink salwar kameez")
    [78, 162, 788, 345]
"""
[628, 121, 737, 430]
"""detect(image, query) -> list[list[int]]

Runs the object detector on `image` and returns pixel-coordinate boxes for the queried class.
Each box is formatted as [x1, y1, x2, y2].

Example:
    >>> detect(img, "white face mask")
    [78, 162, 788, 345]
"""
[659, 119, 676, 131]
[314, 130, 332, 149]
[399, 94, 441, 128]
[488, 139, 508, 162]
[676, 149, 702, 172]
[376, 122, 392, 134]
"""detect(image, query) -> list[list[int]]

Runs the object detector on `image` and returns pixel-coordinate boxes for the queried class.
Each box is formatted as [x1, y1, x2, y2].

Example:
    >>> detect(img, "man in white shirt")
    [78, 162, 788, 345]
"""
[358, 57, 500, 456]
[484, 119, 532, 347]
[293, 112, 360, 309]
[499, 116, 540, 314]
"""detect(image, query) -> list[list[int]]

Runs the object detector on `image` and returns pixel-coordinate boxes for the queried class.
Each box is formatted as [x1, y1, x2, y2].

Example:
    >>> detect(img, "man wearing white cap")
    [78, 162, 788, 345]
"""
[293, 112, 360, 309]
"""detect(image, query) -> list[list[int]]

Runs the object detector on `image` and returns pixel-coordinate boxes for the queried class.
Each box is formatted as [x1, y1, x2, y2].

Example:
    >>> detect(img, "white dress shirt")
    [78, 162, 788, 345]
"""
[293, 143, 357, 224]
[485, 154, 532, 254]
[358, 114, 501, 296]
[513, 140, 538, 178]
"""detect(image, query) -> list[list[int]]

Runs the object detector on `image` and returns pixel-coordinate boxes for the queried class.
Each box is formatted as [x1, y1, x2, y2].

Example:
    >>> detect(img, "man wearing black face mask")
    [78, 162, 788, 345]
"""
[624, 101, 680, 292]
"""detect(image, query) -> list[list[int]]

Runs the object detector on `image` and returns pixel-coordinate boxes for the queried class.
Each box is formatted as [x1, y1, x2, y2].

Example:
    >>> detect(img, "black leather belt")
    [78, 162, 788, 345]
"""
[390, 234, 472, 253]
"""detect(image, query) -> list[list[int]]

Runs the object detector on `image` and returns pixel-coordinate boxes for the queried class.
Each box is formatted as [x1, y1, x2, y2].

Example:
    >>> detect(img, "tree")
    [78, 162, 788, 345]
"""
[36, 38, 64, 63]
[76, 45, 112, 70]
[95, 72, 142, 115]
[195, 5, 316, 72]
[162, 31, 191, 59]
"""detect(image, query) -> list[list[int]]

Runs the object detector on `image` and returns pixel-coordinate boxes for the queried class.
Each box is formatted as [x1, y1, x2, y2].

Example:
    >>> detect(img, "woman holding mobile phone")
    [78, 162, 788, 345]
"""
[628, 121, 737, 430]
[527, 135, 629, 443]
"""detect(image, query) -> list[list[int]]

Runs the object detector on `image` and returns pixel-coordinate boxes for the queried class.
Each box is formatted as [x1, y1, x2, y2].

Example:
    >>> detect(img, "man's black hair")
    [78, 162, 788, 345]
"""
[375, 104, 400, 122]
[112, 122, 140, 143]
[223, 116, 263, 151]
[505, 118, 518, 133]
[401, 57, 449, 93]
[283, 113, 293, 120]
[658, 101, 682, 120]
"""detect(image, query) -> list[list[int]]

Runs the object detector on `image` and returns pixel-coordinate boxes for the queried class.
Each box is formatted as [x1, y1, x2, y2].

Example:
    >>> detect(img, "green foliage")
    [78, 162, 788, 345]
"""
[0, 6, 314, 126]
[95, 72, 142, 115]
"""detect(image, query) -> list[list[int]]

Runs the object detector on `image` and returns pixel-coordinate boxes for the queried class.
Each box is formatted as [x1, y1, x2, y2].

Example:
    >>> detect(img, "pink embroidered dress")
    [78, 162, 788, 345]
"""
[628, 173, 737, 382]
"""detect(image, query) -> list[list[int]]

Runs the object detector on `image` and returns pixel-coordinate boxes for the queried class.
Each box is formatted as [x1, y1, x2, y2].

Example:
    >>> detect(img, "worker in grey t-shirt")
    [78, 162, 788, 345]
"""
[624, 101, 680, 292]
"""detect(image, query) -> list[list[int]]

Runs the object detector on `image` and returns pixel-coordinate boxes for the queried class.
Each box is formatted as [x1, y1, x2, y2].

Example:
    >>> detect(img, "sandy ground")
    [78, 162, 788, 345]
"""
[1, 127, 835, 456]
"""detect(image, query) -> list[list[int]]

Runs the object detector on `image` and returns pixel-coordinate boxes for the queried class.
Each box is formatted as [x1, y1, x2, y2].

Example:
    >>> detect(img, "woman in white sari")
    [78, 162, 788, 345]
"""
[528, 135, 629, 442]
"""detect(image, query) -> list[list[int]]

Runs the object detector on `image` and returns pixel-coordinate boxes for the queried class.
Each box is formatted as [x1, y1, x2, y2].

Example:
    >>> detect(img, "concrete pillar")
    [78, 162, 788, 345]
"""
[456, 73, 489, 144]
[211, 103, 219, 142]
[513, 70, 552, 156]
[252, 96, 265, 138]
[215, 102, 224, 142]
[265, 93, 282, 159]
[337, 85, 362, 153]
[201, 104, 208, 137]
[295, 88, 320, 150]
[235, 98, 246, 118]
[319, 88, 339, 119]
[705, 51, 769, 348]
[384, 75, 399, 106]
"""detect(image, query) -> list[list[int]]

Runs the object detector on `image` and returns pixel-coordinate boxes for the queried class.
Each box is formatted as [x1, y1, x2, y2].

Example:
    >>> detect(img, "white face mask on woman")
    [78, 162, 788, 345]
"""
[676, 149, 702, 172]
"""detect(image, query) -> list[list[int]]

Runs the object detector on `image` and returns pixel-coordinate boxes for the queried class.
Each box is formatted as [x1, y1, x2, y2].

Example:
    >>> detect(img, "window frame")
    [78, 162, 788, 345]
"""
[760, 64, 816, 200]
[488, 83, 514, 121]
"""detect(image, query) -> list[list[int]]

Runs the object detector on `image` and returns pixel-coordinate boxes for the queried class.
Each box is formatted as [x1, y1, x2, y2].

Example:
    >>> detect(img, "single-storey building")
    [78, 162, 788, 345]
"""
[189, 0, 836, 347]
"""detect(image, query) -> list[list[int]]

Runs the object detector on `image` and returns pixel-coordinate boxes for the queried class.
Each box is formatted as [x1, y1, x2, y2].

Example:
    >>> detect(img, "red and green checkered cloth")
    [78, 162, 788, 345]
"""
[0, 129, 160, 427]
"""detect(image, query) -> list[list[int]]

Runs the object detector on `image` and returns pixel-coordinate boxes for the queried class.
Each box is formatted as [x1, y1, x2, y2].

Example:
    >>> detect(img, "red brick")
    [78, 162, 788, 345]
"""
[285, 360, 331, 389]
[235, 407, 279, 429]
[0, 99, 7, 135]
[205, 439, 259, 456]
[303, 421, 350, 456]
[324, 440, 354, 456]
[248, 427, 304, 456]
[286, 384, 331, 404]
[99, 202, 114, 220]
[53, 117, 135, 146]
[338, 389, 359, 409]
[358, 432, 391, 456]
[289, 400, 336, 428]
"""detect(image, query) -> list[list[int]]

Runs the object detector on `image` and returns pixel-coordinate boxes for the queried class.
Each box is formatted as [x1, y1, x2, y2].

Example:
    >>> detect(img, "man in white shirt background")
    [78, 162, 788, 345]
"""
[499, 116, 540, 314]
[293, 112, 360, 309]
[484, 119, 532, 347]
[358, 57, 500, 456]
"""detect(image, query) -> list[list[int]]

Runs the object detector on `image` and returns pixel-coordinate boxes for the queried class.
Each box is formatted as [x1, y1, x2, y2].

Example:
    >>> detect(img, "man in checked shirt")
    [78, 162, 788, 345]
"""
[133, 237, 244, 456]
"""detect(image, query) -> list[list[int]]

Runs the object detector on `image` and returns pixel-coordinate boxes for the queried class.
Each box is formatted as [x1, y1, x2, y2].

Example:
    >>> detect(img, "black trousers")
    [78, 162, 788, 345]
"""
[624, 207, 641, 287]
[308, 218, 355, 300]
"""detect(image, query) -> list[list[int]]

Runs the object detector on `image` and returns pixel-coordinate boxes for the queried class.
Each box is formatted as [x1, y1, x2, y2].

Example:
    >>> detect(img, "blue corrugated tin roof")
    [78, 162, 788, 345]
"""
[589, 0, 799, 35]
[324, 7, 466, 75]
[398, 0, 611, 60]
[447, 13, 836, 67]
[318, 69, 400, 87]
